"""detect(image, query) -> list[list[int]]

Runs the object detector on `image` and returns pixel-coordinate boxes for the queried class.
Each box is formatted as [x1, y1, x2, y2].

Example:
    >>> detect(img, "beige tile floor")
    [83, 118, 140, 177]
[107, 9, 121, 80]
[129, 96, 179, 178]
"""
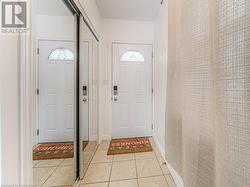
[33, 141, 98, 187]
[80, 138, 176, 187]
[33, 138, 176, 187]
[33, 158, 74, 187]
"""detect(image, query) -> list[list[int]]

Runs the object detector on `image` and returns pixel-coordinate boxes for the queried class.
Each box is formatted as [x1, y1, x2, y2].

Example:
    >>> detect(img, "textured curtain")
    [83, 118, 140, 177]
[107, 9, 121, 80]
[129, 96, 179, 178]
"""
[165, 0, 250, 187]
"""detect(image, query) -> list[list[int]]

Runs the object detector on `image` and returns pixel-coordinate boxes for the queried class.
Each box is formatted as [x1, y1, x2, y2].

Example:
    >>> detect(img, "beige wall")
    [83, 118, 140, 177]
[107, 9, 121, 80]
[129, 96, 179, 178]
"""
[0, 35, 21, 185]
[153, 1, 168, 155]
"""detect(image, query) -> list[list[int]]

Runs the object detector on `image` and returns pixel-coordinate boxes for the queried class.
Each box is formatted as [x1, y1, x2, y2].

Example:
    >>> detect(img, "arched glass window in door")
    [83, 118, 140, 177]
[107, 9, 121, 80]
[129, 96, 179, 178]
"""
[49, 48, 74, 61]
[120, 51, 145, 62]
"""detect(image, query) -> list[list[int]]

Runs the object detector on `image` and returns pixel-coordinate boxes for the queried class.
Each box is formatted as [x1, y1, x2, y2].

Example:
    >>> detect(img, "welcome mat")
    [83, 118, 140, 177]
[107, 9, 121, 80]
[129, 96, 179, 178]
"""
[33, 142, 74, 160]
[33, 141, 89, 160]
[107, 137, 152, 155]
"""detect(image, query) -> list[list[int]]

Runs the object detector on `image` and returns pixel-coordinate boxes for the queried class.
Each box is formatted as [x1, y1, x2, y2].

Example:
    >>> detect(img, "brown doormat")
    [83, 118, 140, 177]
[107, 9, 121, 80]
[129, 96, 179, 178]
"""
[107, 137, 152, 155]
[33, 142, 74, 160]
[33, 141, 89, 160]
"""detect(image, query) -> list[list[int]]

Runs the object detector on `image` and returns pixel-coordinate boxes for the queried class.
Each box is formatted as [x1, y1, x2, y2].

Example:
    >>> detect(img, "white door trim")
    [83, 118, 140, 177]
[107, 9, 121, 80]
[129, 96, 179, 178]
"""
[111, 42, 153, 139]
[19, 25, 33, 186]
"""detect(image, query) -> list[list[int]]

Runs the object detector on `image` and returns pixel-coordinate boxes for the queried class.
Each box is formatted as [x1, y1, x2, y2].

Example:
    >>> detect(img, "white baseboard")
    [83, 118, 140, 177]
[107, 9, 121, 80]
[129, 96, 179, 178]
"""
[89, 134, 98, 142]
[152, 133, 165, 157]
[101, 134, 111, 141]
[167, 162, 184, 187]
[153, 133, 184, 187]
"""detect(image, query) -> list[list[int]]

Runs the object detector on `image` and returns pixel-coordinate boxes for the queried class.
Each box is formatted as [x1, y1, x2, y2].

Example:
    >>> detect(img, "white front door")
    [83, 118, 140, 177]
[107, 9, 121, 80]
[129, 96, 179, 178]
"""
[38, 40, 75, 143]
[112, 43, 153, 138]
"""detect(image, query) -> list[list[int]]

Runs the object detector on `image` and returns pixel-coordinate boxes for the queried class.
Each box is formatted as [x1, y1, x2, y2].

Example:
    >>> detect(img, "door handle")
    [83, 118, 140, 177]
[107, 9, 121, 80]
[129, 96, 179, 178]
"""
[113, 85, 118, 102]
[82, 86, 88, 96]
[83, 98, 87, 102]
[113, 85, 118, 95]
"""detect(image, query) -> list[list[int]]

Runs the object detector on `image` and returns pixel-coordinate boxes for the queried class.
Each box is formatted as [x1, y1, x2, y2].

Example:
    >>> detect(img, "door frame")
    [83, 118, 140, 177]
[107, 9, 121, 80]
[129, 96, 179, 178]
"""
[36, 39, 75, 144]
[111, 42, 154, 139]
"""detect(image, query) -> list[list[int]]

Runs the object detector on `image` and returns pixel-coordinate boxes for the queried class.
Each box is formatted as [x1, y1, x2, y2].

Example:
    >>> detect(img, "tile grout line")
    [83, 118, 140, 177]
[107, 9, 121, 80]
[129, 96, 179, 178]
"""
[109, 154, 138, 185]
[33, 160, 40, 167]
[80, 142, 109, 185]
[137, 174, 165, 179]
[33, 159, 65, 169]
[134, 154, 139, 187]
[80, 146, 99, 185]
[109, 177, 138, 182]
[82, 174, 168, 186]
[154, 148, 171, 187]
[40, 159, 65, 187]
[164, 175, 170, 187]
[58, 158, 66, 167]
[81, 139, 169, 187]
[108, 149, 114, 187]
[165, 174, 177, 187]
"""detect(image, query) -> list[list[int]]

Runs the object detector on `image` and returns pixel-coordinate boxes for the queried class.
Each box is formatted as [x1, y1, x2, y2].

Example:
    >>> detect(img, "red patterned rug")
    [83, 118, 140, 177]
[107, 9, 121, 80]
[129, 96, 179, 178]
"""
[107, 137, 153, 155]
[33, 142, 74, 160]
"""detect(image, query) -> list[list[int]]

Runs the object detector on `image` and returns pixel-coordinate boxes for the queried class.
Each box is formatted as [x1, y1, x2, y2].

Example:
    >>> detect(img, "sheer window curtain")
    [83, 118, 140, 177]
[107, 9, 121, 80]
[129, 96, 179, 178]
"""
[165, 0, 250, 187]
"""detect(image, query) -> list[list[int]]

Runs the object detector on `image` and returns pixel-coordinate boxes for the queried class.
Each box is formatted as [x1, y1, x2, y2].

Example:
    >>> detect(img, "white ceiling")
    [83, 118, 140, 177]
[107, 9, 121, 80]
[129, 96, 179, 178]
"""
[34, 0, 72, 16]
[96, 0, 162, 21]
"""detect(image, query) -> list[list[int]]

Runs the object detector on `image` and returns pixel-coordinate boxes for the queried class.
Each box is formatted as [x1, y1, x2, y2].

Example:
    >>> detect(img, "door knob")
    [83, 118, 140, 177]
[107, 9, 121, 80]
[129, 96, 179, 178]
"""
[83, 98, 87, 102]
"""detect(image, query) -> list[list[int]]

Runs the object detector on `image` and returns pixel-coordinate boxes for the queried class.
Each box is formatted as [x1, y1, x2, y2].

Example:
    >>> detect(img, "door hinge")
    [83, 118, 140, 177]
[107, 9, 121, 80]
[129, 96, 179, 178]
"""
[152, 52, 154, 58]
[37, 48, 40, 54]
[36, 129, 39, 135]
[151, 124, 154, 130]
[37, 89, 39, 95]
[152, 88, 154, 94]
